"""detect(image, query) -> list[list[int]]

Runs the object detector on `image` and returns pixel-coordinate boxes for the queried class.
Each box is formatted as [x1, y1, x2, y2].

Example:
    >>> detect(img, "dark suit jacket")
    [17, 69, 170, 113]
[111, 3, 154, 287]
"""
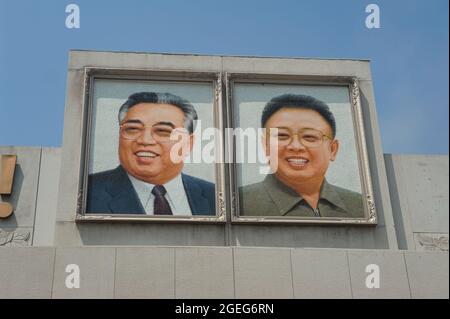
[86, 166, 216, 215]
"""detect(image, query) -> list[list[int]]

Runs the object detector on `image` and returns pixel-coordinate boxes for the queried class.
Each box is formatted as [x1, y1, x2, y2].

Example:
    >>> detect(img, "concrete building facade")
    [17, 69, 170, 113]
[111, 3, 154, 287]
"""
[0, 51, 448, 298]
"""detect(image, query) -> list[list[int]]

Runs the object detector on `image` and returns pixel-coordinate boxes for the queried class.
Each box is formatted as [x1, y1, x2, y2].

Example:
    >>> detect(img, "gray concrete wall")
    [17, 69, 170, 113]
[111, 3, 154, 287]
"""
[1, 52, 448, 299]
[0, 150, 448, 298]
[0, 147, 41, 247]
[385, 154, 449, 251]
[55, 51, 398, 249]
[0, 246, 447, 299]
[0, 147, 61, 247]
[1, 149, 448, 252]
[33, 148, 61, 246]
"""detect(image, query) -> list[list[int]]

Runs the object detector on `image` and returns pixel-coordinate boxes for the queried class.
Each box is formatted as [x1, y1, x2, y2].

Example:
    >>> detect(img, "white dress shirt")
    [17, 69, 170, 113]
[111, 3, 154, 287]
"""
[127, 173, 192, 215]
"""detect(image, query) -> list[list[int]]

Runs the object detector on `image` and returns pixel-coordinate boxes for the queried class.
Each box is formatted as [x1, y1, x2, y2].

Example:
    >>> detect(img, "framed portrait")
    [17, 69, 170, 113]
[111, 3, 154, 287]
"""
[227, 73, 377, 225]
[76, 68, 226, 222]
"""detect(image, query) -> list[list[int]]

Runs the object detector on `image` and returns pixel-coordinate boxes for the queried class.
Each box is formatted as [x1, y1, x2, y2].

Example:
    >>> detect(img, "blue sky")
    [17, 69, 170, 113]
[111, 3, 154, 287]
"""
[0, 0, 448, 154]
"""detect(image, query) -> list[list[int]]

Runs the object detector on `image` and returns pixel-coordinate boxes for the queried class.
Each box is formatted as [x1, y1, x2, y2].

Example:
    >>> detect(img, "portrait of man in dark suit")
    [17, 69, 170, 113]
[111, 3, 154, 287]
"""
[86, 92, 215, 216]
[240, 94, 364, 218]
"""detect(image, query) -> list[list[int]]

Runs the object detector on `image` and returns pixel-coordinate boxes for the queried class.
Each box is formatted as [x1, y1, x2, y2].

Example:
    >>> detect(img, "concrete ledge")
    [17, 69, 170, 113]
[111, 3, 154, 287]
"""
[404, 251, 449, 299]
[0, 247, 447, 299]
[52, 247, 115, 299]
[0, 247, 55, 299]
[347, 250, 410, 298]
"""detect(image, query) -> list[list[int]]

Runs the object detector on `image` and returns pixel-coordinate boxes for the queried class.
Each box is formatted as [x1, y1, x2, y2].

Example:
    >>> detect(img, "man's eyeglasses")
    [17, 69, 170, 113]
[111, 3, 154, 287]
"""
[268, 128, 333, 148]
[120, 123, 187, 143]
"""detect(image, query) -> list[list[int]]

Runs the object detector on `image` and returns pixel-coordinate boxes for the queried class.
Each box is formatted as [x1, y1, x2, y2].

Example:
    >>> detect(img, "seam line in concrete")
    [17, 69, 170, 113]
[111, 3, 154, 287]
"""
[31, 148, 43, 246]
[346, 250, 354, 299]
[113, 247, 117, 299]
[384, 155, 408, 250]
[173, 248, 176, 299]
[231, 247, 236, 299]
[399, 157, 415, 248]
[397, 156, 413, 247]
[289, 249, 296, 299]
[224, 222, 230, 246]
[50, 247, 57, 299]
[402, 252, 413, 299]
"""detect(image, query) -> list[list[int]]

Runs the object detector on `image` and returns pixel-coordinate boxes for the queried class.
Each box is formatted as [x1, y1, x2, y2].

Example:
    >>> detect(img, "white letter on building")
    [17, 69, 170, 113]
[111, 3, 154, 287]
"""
[65, 264, 80, 289]
[65, 4, 80, 29]
[365, 4, 380, 29]
[365, 264, 380, 289]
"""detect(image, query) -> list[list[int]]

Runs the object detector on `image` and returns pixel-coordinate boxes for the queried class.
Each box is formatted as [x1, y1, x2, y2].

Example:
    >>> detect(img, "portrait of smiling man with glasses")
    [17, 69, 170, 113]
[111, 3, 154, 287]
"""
[86, 92, 216, 216]
[240, 94, 364, 218]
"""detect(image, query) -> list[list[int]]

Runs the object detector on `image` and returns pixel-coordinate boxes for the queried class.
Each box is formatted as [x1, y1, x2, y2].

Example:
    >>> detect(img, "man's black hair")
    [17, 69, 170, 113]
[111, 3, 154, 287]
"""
[261, 94, 336, 138]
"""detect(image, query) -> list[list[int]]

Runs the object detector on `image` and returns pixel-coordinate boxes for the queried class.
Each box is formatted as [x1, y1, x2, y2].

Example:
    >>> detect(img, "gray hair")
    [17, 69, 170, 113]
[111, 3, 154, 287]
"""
[118, 92, 198, 133]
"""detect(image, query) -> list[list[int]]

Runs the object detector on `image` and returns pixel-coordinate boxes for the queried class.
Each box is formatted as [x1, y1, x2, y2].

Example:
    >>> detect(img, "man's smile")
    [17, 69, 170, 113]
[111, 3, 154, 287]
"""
[285, 156, 309, 168]
[134, 150, 160, 164]
[135, 150, 159, 158]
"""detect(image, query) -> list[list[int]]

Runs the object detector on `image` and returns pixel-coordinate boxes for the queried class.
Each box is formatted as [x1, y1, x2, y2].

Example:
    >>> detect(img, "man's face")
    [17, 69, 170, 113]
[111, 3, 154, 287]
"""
[119, 103, 193, 185]
[264, 107, 339, 187]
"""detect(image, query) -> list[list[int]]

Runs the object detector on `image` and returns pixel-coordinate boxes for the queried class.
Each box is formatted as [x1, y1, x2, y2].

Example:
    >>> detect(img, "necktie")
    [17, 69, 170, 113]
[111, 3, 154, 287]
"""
[151, 185, 173, 215]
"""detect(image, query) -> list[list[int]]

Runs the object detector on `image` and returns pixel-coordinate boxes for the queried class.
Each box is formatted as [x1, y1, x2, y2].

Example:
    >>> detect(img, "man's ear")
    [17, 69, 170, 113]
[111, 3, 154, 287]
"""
[330, 139, 339, 161]
[188, 133, 194, 154]
[261, 128, 269, 156]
